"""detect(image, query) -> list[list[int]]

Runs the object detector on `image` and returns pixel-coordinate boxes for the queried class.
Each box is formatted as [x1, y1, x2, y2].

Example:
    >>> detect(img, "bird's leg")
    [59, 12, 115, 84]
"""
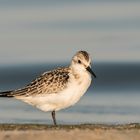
[51, 111, 57, 126]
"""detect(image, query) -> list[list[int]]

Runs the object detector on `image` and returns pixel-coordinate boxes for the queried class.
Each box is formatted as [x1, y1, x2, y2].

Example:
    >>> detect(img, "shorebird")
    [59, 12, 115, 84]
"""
[0, 51, 96, 125]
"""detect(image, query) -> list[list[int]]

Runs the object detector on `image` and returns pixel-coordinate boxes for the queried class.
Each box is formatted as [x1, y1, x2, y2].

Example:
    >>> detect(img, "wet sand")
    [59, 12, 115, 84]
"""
[0, 124, 140, 140]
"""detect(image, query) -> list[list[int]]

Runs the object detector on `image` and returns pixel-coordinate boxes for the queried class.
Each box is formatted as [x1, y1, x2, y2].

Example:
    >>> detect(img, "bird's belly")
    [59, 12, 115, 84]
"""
[20, 75, 91, 112]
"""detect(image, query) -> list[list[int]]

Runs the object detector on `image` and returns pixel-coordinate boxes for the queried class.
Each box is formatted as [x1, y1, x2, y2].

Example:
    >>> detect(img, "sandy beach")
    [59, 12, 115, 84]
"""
[0, 124, 140, 140]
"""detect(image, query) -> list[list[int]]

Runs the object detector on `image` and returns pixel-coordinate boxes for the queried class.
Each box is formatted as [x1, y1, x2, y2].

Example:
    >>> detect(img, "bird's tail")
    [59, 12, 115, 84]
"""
[0, 91, 14, 97]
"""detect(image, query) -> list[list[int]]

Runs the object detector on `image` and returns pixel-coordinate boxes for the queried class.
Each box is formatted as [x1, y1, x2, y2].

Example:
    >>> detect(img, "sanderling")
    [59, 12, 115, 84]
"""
[0, 51, 96, 125]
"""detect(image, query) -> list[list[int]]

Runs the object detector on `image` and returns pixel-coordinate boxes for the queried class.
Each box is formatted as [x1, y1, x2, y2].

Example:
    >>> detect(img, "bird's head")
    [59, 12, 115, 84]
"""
[71, 51, 96, 78]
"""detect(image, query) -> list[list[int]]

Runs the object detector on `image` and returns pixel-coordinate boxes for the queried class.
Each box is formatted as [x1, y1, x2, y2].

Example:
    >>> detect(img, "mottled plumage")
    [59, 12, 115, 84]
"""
[5, 67, 70, 97]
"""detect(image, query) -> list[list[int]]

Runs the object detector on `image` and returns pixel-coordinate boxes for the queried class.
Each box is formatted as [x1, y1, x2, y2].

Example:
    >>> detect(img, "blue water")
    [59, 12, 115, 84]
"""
[0, 63, 140, 124]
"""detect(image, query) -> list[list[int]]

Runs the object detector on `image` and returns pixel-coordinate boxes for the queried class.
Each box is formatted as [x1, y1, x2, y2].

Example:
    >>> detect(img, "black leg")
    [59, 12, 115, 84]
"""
[51, 111, 57, 126]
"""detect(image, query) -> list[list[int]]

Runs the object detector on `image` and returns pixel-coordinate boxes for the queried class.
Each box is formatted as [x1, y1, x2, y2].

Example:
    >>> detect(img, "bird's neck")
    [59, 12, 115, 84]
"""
[70, 65, 89, 80]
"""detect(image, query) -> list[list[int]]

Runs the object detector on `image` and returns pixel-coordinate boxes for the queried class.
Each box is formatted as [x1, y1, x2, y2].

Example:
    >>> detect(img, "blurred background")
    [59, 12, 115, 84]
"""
[0, 0, 140, 124]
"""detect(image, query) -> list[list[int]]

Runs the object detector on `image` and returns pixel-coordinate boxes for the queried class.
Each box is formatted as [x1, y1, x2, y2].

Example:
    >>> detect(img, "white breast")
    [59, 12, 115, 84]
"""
[19, 72, 92, 112]
[64, 73, 92, 108]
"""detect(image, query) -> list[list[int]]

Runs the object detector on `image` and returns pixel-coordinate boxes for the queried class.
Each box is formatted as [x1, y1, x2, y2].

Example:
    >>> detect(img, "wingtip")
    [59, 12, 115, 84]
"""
[0, 91, 13, 97]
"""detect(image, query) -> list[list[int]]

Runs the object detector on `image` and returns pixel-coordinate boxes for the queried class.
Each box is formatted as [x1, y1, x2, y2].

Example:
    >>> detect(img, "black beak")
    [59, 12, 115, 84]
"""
[86, 66, 96, 78]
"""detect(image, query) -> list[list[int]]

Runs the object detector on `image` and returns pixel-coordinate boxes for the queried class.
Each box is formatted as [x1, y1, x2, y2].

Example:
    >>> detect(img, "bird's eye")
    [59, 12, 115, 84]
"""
[78, 60, 81, 64]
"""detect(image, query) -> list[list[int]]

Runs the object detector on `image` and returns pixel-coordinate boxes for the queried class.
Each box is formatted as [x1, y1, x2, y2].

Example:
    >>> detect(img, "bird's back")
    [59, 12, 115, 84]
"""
[0, 67, 70, 98]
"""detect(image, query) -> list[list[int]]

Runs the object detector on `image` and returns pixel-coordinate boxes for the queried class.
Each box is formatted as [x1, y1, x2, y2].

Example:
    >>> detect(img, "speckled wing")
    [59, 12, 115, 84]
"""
[2, 67, 70, 97]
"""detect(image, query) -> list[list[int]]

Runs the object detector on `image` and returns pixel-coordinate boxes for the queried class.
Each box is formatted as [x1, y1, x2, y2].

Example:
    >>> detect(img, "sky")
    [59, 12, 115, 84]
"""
[0, 0, 140, 65]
